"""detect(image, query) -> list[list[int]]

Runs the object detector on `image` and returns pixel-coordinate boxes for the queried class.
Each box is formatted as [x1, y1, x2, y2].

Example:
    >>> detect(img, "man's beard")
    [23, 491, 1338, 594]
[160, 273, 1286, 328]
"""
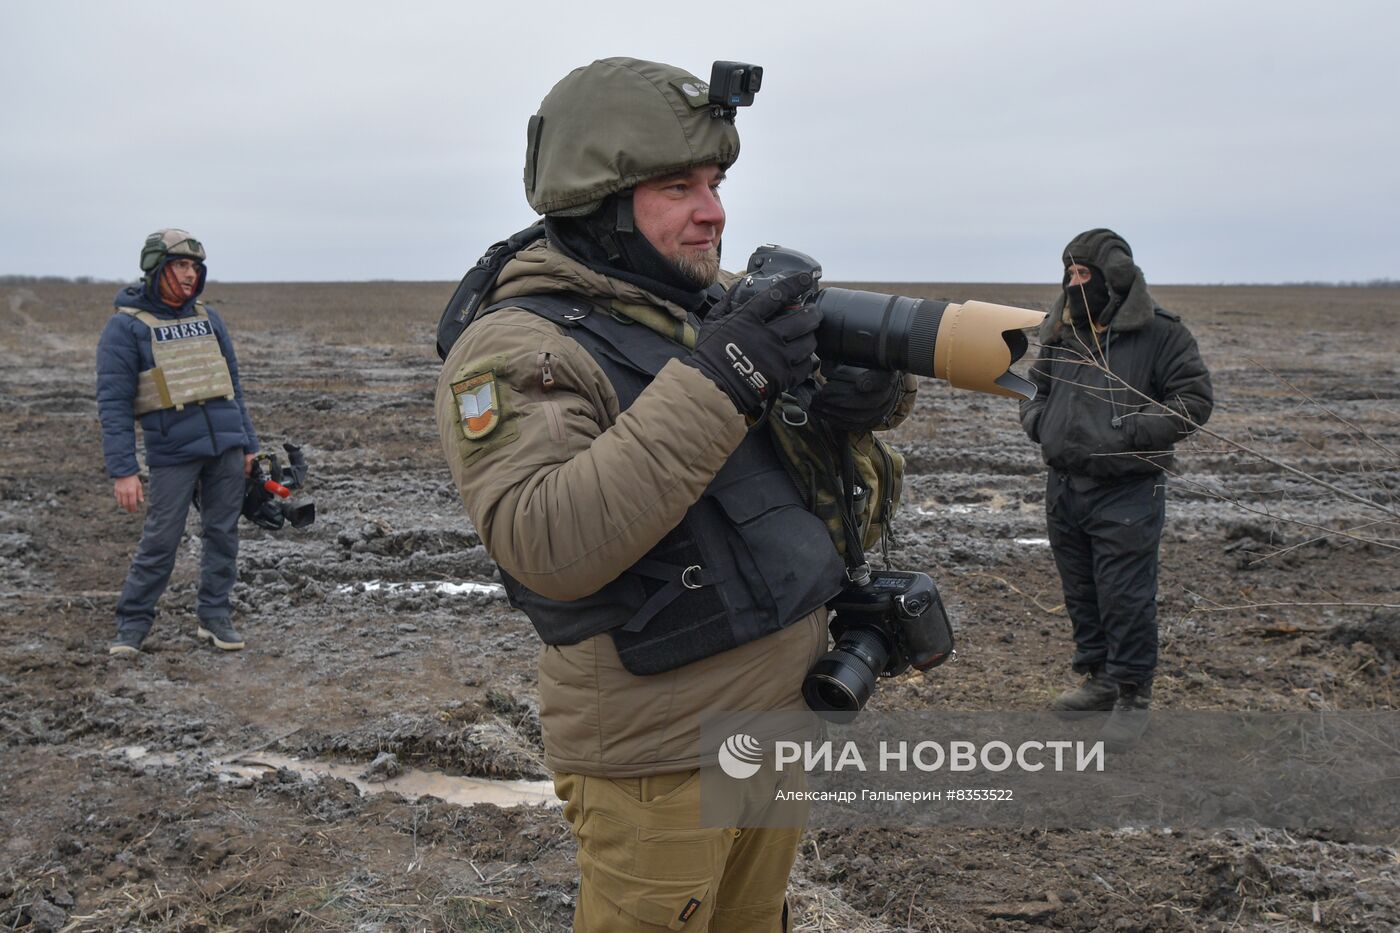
[670, 246, 721, 288]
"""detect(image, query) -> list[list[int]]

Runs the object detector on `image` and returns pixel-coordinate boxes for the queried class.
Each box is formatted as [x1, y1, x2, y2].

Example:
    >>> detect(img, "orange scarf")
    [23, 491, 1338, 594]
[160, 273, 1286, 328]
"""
[158, 264, 197, 307]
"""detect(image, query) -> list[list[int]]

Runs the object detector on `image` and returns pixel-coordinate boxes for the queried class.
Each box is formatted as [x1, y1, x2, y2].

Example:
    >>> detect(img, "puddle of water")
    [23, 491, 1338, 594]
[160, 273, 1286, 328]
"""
[240, 752, 557, 808]
[336, 580, 506, 598]
[1013, 537, 1051, 547]
[110, 745, 557, 809]
[916, 503, 983, 517]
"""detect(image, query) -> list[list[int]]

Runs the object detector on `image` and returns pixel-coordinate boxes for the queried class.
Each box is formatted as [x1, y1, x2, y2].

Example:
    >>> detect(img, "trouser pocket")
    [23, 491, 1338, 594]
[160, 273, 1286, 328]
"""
[559, 771, 731, 931]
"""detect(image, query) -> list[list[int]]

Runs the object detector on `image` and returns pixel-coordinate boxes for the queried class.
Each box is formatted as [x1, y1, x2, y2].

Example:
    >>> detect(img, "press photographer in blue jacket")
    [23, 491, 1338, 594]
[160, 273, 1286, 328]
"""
[96, 229, 258, 656]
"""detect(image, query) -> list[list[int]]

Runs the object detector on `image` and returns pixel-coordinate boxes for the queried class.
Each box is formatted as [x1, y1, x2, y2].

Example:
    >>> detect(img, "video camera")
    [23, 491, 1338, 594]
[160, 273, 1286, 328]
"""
[242, 443, 315, 531]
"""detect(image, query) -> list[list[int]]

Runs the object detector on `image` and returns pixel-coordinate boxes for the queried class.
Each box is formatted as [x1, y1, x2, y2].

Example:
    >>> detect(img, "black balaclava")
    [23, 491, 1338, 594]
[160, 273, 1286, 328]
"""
[545, 193, 713, 314]
[1062, 263, 1113, 324]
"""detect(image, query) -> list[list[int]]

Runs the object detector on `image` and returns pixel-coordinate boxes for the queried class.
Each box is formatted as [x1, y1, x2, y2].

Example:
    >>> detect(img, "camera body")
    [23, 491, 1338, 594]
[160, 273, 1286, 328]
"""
[803, 570, 954, 721]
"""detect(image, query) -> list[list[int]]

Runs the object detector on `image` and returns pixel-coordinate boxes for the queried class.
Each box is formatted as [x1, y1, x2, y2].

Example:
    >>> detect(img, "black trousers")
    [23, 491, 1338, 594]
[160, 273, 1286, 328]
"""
[1045, 469, 1166, 685]
[115, 447, 245, 635]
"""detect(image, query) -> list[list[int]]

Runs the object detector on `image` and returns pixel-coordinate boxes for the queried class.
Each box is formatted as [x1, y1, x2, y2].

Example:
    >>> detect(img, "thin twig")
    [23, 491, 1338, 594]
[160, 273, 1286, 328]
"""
[964, 571, 1064, 615]
[1035, 342, 1400, 523]
[1246, 356, 1399, 460]
[1191, 601, 1400, 613]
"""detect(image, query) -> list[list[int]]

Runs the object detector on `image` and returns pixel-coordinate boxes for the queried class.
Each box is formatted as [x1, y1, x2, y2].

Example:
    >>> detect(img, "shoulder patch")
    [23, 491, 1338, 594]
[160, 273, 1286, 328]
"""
[452, 371, 502, 440]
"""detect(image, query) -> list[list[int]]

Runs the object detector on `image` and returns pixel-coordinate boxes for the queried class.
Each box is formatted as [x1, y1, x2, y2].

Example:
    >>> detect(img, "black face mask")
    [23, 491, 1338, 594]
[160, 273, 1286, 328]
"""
[1063, 266, 1112, 322]
[545, 195, 712, 313]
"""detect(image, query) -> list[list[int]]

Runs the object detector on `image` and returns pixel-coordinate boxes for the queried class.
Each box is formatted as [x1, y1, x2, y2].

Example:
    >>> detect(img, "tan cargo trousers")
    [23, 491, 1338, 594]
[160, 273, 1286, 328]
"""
[555, 769, 802, 932]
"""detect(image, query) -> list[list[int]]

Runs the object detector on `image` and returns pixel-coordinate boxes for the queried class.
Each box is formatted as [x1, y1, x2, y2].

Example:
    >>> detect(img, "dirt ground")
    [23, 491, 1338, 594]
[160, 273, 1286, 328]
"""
[2, 278, 1397, 932]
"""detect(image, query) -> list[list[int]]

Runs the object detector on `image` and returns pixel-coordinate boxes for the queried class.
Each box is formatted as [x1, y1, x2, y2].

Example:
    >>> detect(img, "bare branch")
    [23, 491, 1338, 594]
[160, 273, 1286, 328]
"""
[1246, 356, 1399, 461]
[1038, 340, 1400, 524]
[1190, 601, 1400, 613]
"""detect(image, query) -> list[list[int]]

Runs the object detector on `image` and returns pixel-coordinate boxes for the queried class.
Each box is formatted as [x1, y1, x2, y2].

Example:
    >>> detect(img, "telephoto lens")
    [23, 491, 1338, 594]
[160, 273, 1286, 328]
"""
[741, 245, 1045, 399]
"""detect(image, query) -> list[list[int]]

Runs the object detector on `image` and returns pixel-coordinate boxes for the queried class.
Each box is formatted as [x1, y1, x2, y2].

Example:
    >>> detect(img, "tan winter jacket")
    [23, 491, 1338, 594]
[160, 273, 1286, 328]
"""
[435, 241, 829, 777]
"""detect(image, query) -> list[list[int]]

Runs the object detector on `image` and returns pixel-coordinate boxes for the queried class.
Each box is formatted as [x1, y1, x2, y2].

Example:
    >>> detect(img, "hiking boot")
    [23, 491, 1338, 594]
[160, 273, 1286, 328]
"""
[196, 618, 245, 651]
[1049, 669, 1119, 718]
[1100, 681, 1153, 752]
[109, 628, 147, 657]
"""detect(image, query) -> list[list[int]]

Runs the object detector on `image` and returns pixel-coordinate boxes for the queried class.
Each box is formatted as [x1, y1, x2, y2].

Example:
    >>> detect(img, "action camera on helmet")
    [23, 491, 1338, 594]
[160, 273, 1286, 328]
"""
[709, 61, 763, 119]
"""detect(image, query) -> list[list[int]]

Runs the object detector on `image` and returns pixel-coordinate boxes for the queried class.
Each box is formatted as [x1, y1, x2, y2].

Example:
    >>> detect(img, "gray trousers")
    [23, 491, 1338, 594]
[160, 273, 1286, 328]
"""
[1045, 469, 1167, 685]
[115, 447, 245, 635]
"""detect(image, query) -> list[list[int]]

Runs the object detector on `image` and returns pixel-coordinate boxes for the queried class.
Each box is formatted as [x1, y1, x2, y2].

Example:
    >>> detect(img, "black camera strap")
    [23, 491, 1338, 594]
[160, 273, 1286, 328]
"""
[834, 428, 871, 582]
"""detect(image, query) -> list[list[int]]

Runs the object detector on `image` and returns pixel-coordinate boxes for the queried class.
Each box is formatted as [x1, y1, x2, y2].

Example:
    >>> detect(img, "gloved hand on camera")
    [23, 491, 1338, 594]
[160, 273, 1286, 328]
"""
[811, 362, 905, 432]
[683, 273, 821, 417]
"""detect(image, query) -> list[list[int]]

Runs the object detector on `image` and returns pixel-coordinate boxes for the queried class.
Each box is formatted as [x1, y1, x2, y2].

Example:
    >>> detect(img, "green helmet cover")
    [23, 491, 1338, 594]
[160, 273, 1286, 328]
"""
[524, 57, 741, 217]
[140, 228, 206, 274]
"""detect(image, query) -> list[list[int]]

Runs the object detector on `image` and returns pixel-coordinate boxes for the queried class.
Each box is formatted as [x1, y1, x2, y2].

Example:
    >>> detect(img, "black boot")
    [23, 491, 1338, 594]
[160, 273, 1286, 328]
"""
[1100, 680, 1152, 752]
[1049, 669, 1119, 718]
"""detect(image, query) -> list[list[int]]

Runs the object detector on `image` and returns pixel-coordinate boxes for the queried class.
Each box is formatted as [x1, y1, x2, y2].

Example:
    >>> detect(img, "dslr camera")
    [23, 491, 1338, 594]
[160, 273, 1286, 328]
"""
[803, 570, 954, 721]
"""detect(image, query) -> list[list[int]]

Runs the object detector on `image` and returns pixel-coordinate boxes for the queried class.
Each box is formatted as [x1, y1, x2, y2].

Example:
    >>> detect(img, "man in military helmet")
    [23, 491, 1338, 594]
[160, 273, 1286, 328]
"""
[97, 229, 259, 656]
[1019, 228, 1213, 750]
[435, 58, 915, 932]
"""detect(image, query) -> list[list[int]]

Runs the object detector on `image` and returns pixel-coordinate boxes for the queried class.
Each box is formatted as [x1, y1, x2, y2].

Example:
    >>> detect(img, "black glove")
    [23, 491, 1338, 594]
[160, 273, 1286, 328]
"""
[811, 363, 903, 432]
[683, 272, 821, 416]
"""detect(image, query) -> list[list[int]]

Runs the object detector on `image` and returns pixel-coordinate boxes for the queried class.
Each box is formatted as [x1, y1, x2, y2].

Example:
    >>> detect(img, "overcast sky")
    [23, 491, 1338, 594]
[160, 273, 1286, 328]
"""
[3, 1, 1396, 284]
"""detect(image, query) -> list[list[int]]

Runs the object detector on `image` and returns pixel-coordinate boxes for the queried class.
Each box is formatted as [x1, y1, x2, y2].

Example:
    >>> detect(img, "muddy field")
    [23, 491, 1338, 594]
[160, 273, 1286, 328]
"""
[2, 278, 1397, 932]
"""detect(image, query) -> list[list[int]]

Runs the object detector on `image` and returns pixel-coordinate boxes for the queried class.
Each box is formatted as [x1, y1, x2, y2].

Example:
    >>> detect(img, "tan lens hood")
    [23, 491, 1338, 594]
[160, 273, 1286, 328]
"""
[932, 301, 1047, 399]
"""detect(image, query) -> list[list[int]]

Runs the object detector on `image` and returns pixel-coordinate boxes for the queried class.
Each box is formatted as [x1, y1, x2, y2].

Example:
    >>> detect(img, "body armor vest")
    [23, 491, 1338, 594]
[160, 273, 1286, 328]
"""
[489, 294, 846, 675]
[118, 305, 235, 415]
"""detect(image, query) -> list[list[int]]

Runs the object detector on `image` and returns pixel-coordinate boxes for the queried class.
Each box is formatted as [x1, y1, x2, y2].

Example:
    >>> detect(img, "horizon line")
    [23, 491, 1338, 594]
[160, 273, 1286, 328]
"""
[5, 275, 1399, 289]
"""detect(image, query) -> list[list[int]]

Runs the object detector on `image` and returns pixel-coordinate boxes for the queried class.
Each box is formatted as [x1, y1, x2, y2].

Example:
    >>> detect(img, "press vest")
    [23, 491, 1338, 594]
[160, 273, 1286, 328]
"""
[486, 294, 847, 676]
[117, 305, 235, 415]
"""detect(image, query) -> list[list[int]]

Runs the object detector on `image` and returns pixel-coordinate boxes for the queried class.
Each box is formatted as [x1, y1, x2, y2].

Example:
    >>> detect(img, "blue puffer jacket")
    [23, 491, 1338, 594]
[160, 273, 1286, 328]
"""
[97, 262, 259, 478]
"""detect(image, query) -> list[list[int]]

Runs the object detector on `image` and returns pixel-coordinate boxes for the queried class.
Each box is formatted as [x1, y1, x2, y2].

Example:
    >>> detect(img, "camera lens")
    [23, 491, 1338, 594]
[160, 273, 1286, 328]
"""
[286, 497, 316, 529]
[802, 626, 891, 722]
[812, 287, 944, 376]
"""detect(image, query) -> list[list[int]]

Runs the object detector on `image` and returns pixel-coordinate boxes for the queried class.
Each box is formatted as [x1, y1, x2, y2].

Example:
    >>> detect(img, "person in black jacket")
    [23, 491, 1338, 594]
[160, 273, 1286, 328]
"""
[1019, 228, 1213, 749]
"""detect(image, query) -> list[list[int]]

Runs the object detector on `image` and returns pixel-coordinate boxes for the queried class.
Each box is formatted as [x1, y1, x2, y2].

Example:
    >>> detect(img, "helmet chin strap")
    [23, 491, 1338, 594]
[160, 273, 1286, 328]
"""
[615, 194, 635, 235]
